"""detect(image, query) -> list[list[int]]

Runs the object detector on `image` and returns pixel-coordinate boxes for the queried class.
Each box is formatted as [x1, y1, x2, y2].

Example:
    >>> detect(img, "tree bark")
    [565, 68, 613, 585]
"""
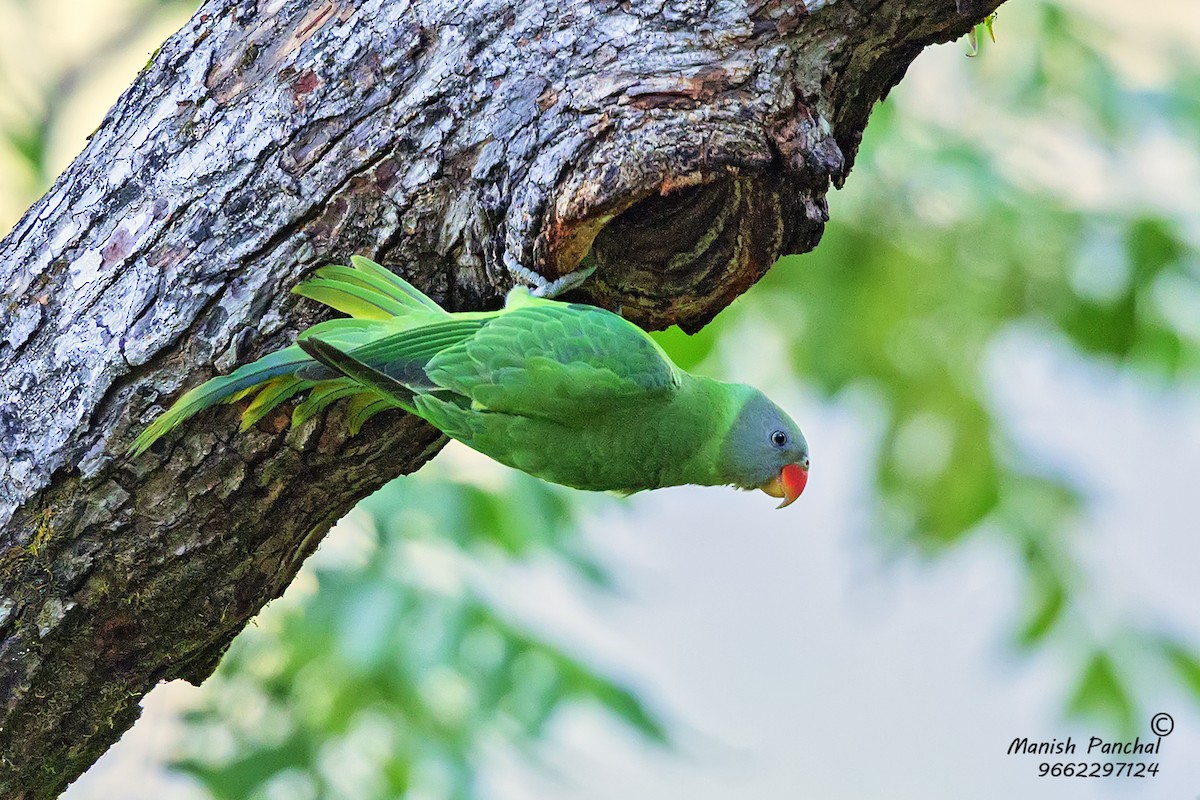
[0, 0, 1001, 796]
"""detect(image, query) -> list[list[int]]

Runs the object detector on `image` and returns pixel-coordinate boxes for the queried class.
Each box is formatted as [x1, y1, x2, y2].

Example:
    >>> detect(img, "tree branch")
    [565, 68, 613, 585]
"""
[0, 0, 1002, 795]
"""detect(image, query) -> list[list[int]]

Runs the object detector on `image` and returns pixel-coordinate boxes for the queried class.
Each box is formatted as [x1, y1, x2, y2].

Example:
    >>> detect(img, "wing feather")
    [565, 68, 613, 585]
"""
[427, 303, 679, 422]
[298, 337, 420, 412]
[295, 319, 486, 383]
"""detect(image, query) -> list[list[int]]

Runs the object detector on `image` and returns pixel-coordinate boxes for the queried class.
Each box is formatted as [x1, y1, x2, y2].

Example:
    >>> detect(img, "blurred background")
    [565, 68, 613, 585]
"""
[3, 0, 1198, 797]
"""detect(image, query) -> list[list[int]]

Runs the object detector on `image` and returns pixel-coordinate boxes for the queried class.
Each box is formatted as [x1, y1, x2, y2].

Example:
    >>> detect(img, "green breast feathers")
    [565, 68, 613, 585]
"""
[132, 257, 810, 507]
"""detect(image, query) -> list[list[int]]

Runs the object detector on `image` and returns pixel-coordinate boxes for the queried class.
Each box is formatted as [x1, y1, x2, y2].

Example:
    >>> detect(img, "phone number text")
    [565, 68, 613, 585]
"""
[1038, 762, 1159, 778]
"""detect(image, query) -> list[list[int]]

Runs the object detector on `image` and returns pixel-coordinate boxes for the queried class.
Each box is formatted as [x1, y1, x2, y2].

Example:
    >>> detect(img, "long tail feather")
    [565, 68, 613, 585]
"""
[131, 257, 448, 454]
[294, 320, 482, 383]
[130, 346, 311, 455]
[312, 263, 446, 317]
[290, 257, 449, 321]
[239, 376, 314, 431]
[291, 379, 361, 426]
[346, 394, 397, 435]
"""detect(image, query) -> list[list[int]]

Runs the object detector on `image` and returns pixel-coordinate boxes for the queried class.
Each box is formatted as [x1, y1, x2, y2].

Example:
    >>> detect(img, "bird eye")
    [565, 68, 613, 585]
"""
[770, 430, 788, 448]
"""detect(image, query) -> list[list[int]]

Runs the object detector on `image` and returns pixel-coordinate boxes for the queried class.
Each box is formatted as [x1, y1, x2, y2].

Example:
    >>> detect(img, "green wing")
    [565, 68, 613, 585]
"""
[297, 316, 492, 404]
[298, 337, 424, 412]
[296, 318, 488, 385]
[428, 302, 680, 422]
[299, 298, 679, 428]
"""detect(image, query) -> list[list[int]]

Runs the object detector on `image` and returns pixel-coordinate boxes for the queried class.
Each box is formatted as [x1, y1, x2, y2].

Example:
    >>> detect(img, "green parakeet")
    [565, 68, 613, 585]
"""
[132, 257, 810, 506]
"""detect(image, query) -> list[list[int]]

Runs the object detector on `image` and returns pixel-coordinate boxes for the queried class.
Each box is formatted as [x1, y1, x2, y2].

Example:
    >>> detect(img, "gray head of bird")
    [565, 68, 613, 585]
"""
[720, 392, 810, 508]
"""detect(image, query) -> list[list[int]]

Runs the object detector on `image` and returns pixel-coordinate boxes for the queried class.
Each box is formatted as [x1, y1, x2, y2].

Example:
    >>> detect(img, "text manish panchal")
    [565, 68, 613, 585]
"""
[1007, 737, 1162, 756]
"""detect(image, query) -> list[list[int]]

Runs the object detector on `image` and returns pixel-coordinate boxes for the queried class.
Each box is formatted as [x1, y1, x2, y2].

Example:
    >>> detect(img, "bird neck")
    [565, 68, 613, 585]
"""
[669, 376, 753, 487]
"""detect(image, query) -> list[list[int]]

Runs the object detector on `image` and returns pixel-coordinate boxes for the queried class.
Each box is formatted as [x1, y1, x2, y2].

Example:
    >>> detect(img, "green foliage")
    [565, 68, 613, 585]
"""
[173, 469, 660, 800]
[3, 119, 52, 186]
[1161, 640, 1200, 699]
[1068, 652, 1135, 735]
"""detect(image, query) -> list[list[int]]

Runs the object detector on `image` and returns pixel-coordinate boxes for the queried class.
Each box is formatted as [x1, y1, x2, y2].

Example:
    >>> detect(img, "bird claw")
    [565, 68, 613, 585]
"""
[505, 254, 597, 299]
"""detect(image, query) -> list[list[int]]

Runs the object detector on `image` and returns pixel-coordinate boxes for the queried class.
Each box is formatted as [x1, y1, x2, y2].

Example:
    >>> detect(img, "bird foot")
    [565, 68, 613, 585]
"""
[505, 254, 597, 299]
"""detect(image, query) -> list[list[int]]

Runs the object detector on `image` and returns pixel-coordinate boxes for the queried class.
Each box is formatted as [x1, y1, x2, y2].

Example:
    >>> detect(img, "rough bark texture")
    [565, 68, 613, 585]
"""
[0, 0, 1001, 796]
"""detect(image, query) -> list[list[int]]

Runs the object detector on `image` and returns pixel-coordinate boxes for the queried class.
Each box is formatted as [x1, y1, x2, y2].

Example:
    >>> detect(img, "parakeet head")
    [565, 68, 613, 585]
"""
[720, 391, 810, 508]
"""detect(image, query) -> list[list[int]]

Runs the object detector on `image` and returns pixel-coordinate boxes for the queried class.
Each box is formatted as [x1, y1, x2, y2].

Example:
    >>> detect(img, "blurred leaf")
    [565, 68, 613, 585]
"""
[175, 735, 315, 800]
[1159, 640, 1200, 700]
[651, 324, 719, 372]
[3, 122, 50, 183]
[1015, 560, 1066, 647]
[580, 678, 667, 744]
[1127, 218, 1184, 284]
[1067, 652, 1135, 734]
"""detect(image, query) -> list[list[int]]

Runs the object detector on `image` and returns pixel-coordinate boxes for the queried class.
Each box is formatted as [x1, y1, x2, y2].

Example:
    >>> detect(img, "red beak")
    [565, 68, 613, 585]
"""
[759, 462, 809, 509]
